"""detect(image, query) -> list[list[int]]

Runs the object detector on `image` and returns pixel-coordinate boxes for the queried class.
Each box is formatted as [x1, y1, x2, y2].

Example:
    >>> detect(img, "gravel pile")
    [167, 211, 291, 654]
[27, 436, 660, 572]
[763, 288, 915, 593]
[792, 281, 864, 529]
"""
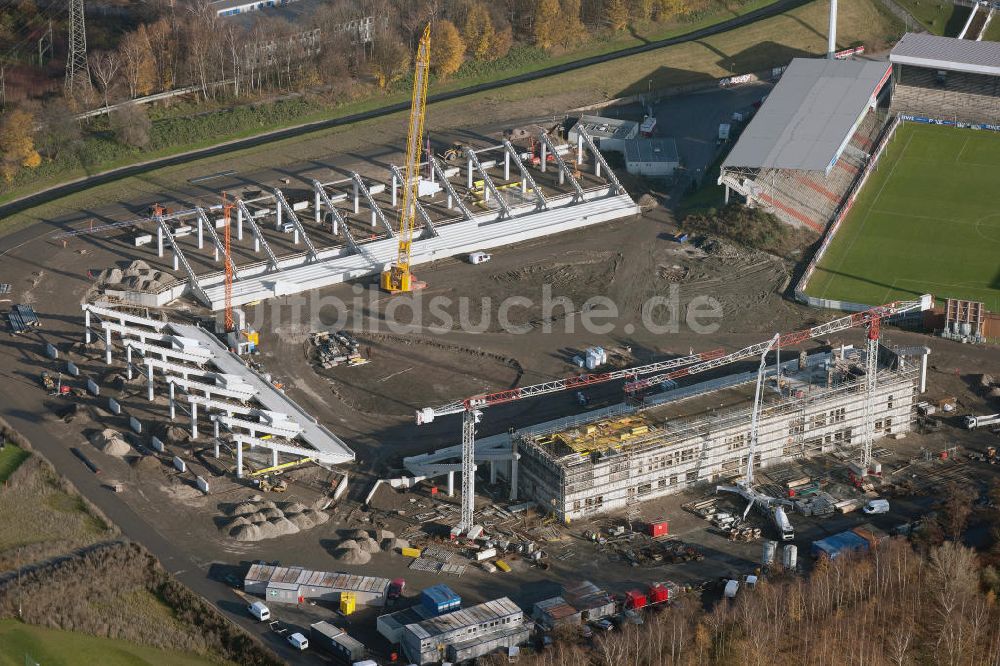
[220, 498, 328, 541]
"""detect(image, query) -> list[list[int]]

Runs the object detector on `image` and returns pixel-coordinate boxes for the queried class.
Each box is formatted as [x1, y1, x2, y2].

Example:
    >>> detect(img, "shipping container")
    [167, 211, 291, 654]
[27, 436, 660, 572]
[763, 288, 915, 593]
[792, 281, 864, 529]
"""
[647, 584, 669, 605]
[400, 547, 422, 558]
[309, 621, 366, 662]
[647, 520, 669, 538]
[420, 584, 461, 616]
[624, 590, 647, 610]
[474, 547, 497, 561]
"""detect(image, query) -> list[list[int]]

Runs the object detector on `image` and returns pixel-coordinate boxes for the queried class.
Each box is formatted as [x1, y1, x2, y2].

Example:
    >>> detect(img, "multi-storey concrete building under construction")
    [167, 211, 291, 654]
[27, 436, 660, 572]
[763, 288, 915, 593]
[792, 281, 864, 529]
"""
[516, 345, 927, 522]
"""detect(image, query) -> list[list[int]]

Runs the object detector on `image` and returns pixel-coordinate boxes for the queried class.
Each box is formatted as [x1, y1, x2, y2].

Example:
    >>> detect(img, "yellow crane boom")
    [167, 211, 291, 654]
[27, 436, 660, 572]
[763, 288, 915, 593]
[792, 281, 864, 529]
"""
[381, 24, 432, 293]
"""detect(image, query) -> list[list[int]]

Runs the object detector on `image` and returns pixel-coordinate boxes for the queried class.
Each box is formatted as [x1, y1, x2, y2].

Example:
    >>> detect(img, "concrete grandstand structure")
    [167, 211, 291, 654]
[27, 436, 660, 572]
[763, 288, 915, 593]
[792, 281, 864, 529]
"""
[889, 33, 1000, 125]
[515, 345, 928, 522]
[719, 58, 893, 232]
[97, 128, 638, 311]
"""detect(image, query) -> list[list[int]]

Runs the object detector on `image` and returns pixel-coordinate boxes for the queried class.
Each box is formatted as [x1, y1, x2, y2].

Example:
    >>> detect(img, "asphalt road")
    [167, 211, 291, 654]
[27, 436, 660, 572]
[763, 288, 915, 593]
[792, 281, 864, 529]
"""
[2, 390, 325, 664]
[0, 0, 811, 221]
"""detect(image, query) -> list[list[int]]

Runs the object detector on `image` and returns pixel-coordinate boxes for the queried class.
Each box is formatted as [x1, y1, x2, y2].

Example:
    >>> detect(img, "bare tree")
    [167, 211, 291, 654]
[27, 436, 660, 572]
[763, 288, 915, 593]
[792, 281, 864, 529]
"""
[88, 51, 121, 111]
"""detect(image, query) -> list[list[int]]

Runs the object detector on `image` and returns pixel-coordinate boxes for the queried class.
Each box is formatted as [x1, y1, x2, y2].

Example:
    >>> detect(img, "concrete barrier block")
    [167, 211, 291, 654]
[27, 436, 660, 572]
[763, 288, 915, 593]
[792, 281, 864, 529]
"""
[45, 343, 58, 359]
[196, 476, 210, 493]
[66, 361, 79, 376]
[129, 416, 142, 434]
[151, 436, 164, 452]
[108, 398, 121, 415]
[173, 456, 186, 473]
[86, 378, 99, 396]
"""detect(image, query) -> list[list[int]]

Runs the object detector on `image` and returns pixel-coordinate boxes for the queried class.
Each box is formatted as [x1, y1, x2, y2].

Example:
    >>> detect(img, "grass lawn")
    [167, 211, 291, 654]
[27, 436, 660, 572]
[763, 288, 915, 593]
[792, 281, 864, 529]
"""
[893, 0, 971, 35]
[805, 123, 1000, 310]
[0, 620, 226, 666]
[0, 444, 29, 483]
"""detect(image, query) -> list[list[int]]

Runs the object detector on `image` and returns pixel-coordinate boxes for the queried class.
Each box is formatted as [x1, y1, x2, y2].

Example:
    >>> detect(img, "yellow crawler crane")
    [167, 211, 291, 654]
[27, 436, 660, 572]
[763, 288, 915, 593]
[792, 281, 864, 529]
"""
[381, 24, 431, 293]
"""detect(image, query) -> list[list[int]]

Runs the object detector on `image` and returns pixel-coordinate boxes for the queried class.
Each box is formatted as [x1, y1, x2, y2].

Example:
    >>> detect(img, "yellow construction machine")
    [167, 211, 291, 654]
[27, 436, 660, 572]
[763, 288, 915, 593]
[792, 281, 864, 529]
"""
[381, 24, 431, 294]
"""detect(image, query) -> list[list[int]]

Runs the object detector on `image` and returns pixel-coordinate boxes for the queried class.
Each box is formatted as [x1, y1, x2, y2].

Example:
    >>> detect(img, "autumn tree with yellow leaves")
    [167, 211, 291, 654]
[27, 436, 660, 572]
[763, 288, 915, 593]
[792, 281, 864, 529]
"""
[431, 20, 465, 79]
[0, 109, 42, 182]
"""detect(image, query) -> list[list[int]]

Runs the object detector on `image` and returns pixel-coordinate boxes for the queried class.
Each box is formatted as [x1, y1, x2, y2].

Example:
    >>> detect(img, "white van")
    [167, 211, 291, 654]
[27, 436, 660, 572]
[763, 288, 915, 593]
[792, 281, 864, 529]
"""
[468, 251, 491, 265]
[248, 601, 270, 621]
[288, 632, 309, 650]
[863, 499, 890, 514]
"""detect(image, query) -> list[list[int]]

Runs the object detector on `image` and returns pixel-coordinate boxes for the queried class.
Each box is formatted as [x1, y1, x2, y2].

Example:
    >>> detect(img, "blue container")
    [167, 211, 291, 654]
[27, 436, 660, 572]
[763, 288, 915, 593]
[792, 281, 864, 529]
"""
[420, 584, 461, 616]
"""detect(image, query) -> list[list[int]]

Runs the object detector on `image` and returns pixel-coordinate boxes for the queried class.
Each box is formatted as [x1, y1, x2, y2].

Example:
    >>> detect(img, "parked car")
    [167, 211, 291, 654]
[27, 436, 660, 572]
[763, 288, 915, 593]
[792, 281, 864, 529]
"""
[468, 251, 492, 264]
[288, 632, 309, 650]
[863, 499, 890, 514]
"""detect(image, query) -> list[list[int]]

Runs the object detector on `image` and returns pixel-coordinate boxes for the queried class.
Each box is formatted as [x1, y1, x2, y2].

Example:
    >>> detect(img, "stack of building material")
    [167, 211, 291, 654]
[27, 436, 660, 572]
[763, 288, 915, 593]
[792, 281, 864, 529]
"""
[793, 491, 837, 517]
[6, 304, 39, 334]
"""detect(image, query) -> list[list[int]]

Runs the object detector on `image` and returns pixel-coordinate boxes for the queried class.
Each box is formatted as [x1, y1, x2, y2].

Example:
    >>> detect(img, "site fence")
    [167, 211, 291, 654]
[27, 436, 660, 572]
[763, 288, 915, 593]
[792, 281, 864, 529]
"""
[793, 114, 902, 312]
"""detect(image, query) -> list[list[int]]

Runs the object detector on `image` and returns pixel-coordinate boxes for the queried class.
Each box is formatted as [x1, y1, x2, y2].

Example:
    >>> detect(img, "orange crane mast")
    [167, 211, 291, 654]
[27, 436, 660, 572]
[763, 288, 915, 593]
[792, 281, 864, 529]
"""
[223, 194, 235, 332]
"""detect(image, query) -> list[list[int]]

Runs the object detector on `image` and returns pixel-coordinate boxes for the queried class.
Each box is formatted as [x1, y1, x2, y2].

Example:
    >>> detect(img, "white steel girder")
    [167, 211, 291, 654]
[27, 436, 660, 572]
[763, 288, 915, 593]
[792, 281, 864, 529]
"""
[196, 207, 241, 278]
[577, 126, 625, 195]
[236, 199, 281, 271]
[274, 188, 319, 260]
[389, 164, 438, 238]
[430, 156, 474, 220]
[464, 147, 512, 219]
[502, 139, 547, 209]
[350, 173, 396, 237]
[157, 217, 212, 306]
[537, 132, 585, 201]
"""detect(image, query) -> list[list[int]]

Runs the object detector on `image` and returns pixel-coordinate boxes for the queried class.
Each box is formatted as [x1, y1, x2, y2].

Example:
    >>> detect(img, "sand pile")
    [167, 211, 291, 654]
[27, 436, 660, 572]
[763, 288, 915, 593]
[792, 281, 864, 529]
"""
[90, 429, 130, 456]
[220, 498, 327, 541]
[333, 540, 371, 565]
[358, 537, 381, 554]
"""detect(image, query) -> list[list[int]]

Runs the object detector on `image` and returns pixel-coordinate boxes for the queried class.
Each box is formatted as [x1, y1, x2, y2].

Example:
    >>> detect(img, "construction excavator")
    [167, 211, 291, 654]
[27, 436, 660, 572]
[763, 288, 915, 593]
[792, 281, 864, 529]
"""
[381, 24, 431, 294]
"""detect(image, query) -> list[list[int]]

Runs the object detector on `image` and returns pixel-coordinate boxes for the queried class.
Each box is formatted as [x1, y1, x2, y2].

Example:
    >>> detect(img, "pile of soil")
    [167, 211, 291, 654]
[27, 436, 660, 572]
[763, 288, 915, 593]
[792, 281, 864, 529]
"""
[89, 429, 130, 457]
[219, 498, 327, 542]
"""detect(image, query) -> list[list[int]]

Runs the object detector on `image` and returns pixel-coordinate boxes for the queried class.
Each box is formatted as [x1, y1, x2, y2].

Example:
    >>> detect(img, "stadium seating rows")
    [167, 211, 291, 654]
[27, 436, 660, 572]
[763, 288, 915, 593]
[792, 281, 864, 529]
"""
[891, 67, 1000, 125]
[743, 111, 885, 232]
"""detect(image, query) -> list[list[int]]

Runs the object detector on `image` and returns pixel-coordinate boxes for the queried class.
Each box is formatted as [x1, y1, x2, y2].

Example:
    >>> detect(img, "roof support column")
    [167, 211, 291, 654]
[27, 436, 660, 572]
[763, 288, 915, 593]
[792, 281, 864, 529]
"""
[236, 440, 243, 478]
[126, 344, 133, 380]
[504, 150, 510, 180]
[157, 226, 163, 257]
[105, 325, 112, 365]
[236, 205, 244, 240]
[169, 381, 176, 420]
[147, 362, 155, 402]
[197, 215, 204, 249]
[314, 189, 321, 224]
[191, 399, 198, 440]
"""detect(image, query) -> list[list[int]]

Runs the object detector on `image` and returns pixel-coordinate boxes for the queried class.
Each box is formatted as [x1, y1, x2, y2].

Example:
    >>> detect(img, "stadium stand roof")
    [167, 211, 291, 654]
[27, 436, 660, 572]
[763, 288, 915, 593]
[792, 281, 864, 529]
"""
[722, 58, 891, 172]
[889, 33, 1000, 78]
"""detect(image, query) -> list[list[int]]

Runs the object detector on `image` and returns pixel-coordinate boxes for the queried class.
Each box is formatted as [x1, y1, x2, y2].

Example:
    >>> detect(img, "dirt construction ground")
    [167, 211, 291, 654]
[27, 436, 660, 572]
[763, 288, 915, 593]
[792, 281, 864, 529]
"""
[2, 115, 1000, 662]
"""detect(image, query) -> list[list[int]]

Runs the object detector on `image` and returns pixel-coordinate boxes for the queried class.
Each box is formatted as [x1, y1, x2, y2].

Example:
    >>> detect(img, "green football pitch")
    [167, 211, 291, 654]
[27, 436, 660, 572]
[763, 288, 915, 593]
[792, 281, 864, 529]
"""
[805, 122, 1000, 311]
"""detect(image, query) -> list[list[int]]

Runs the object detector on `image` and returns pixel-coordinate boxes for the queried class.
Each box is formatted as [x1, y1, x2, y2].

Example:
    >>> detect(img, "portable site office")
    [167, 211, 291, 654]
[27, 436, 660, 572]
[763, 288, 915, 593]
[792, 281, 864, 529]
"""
[245, 564, 391, 606]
